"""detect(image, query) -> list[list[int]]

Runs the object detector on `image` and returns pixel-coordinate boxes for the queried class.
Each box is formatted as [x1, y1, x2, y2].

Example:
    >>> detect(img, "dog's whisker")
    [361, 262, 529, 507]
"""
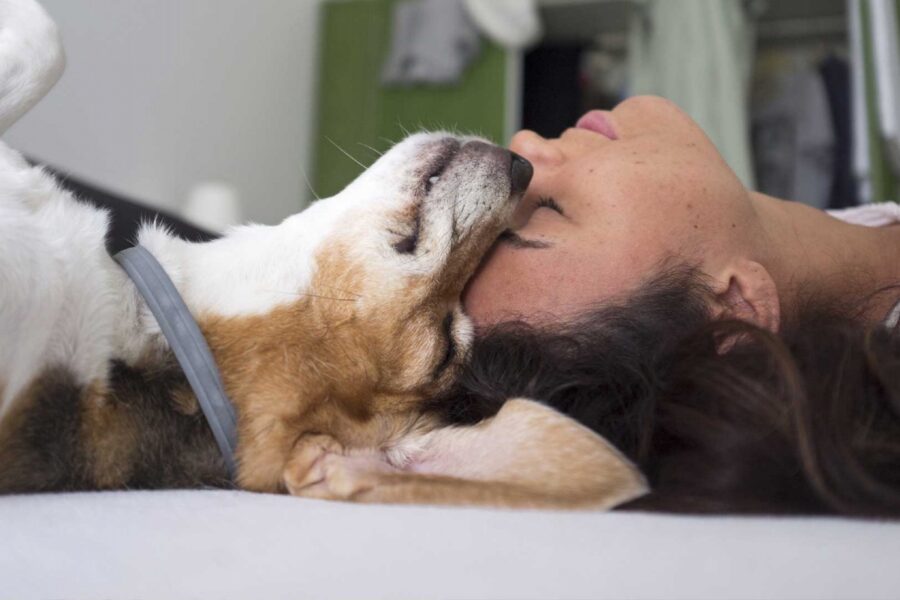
[299, 165, 321, 201]
[276, 284, 361, 299]
[358, 142, 384, 157]
[326, 136, 369, 170]
[297, 294, 357, 302]
[317, 285, 362, 299]
[263, 289, 358, 302]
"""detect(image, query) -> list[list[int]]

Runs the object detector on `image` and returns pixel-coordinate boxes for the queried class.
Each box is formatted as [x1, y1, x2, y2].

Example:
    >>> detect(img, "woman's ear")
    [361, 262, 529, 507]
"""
[710, 258, 780, 332]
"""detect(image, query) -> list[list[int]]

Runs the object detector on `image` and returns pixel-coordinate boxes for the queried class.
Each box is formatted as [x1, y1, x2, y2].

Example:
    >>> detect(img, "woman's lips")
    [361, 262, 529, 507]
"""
[575, 110, 618, 140]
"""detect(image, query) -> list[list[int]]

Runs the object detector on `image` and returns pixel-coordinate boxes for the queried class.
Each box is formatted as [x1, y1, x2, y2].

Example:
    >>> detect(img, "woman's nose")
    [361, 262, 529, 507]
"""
[510, 130, 564, 167]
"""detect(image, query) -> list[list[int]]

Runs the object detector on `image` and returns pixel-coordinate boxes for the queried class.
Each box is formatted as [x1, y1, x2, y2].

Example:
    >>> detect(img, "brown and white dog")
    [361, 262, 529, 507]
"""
[0, 0, 647, 508]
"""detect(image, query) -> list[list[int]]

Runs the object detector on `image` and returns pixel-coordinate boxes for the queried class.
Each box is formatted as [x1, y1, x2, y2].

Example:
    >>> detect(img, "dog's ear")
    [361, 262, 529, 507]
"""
[293, 398, 648, 509]
[396, 398, 649, 508]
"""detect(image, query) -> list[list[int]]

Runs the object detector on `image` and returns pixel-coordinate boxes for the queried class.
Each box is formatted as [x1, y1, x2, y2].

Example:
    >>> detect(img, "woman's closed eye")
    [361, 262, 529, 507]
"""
[498, 229, 552, 249]
[536, 196, 564, 216]
[498, 195, 564, 250]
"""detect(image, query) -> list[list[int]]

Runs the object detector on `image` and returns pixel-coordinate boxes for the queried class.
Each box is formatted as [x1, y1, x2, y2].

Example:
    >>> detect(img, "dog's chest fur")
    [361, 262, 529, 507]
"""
[0, 356, 228, 493]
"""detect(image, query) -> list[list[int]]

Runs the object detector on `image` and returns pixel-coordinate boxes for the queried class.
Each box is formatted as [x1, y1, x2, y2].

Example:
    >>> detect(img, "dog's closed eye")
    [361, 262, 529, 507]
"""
[392, 139, 460, 255]
[392, 211, 420, 254]
[433, 312, 456, 378]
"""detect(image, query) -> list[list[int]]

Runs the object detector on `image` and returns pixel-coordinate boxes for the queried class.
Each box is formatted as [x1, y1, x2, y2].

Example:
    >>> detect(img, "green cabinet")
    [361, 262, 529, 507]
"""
[313, 0, 509, 199]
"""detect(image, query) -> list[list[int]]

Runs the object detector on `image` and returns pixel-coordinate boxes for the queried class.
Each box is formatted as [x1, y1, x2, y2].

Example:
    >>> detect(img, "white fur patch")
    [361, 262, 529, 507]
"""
[0, 145, 123, 414]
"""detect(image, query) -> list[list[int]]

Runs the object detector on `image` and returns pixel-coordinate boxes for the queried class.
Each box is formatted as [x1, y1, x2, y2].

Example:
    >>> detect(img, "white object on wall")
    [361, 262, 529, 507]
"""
[849, 0, 872, 203]
[181, 181, 242, 234]
[464, 0, 543, 49]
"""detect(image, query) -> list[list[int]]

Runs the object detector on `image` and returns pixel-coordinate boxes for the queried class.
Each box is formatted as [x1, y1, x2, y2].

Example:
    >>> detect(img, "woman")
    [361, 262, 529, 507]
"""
[436, 95, 900, 517]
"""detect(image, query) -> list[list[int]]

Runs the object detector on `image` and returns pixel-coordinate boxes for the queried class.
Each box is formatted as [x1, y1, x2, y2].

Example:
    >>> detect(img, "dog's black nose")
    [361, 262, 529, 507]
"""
[509, 152, 533, 196]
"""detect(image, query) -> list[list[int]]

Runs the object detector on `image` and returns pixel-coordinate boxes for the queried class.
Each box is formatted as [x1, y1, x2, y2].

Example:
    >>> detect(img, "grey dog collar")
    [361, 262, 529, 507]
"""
[114, 246, 238, 480]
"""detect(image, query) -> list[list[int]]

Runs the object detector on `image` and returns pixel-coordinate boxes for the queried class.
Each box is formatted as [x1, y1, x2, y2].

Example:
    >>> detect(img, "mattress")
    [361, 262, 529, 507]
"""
[1, 490, 898, 599]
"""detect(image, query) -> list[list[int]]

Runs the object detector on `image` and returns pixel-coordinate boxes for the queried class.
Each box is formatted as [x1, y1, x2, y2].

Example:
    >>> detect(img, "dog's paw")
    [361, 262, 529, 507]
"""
[282, 433, 343, 495]
[287, 449, 400, 500]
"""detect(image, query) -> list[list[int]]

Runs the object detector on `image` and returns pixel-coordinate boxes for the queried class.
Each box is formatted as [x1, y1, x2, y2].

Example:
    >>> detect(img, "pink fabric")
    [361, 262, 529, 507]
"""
[828, 202, 900, 326]
[828, 202, 900, 227]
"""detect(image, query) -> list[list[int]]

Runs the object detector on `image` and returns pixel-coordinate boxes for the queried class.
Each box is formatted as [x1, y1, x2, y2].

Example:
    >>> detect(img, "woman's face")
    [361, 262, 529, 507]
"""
[463, 95, 755, 327]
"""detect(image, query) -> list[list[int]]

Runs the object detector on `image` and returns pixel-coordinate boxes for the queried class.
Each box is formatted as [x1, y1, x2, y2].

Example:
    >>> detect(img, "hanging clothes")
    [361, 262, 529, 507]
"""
[463, 0, 542, 50]
[752, 53, 836, 210]
[626, 0, 756, 188]
[381, 0, 481, 86]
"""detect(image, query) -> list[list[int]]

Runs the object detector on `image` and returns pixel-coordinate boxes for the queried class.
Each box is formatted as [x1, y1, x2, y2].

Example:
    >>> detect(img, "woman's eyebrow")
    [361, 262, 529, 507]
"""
[498, 230, 552, 249]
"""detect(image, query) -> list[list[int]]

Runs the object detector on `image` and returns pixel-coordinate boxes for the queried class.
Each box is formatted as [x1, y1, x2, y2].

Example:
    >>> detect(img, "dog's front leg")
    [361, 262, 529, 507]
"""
[289, 399, 649, 509]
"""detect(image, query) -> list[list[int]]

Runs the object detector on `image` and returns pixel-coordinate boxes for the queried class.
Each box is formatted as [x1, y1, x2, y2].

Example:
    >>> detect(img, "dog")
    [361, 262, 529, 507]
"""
[0, 0, 647, 508]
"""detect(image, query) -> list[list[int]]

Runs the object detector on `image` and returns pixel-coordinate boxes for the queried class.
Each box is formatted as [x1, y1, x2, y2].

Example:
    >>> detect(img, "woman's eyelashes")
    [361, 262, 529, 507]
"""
[536, 196, 564, 215]
[512, 195, 563, 227]
[498, 229, 552, 249]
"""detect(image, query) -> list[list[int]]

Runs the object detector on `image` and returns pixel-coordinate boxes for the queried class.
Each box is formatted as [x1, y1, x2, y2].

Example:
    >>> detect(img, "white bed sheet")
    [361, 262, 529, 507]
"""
[1, 490, 898, 600]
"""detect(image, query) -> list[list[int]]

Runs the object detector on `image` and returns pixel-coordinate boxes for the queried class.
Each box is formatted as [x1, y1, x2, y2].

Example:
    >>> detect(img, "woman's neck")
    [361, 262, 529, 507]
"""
[752, 192, 900, 324]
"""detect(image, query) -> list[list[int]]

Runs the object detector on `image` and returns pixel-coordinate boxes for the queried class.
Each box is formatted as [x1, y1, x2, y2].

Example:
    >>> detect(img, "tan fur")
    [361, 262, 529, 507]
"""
[200, 237, 460, 492]
[171, 387, 200, 416]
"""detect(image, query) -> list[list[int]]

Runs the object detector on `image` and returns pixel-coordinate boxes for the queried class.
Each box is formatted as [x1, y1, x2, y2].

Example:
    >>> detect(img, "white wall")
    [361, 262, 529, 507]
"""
[5, 0, 321, 225]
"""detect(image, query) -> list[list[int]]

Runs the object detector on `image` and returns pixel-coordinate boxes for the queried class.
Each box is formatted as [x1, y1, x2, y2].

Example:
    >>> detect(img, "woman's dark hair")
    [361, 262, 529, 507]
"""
[429, 264, 900, 517]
